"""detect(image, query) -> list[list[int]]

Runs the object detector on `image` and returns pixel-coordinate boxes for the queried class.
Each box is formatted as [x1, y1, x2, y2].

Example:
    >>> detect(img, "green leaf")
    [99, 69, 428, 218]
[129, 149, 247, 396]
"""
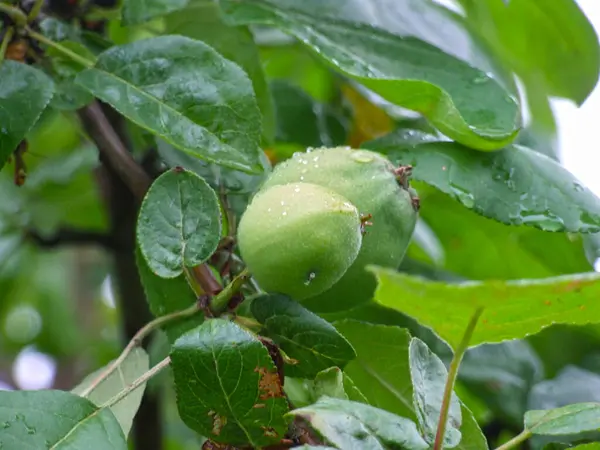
[529, 366, 600, 412]
[313, 367, 349, 401]
[364, 137, 600, 233]
[371, 265, 600, 349]
[71, 347, 149, 437]
[409, 338, 461, 447]
[0, 62, 54, 170]
[46, 40, 95, 111]
[460, 0, 600, 105]
[271, 80, 348, 148]
[156, 138, 271, 195]
[288, 397, 429, 450]
[0, 390, 127, 449]
[251, 294, 356, 378]
[405, 189, 591, 280]
[122, 0, 188, 25]
[164, 0, 275, 143]
[459, 340, 544, 427]
[75, 35, 263, 173]
[334, 320, 415, 419]
[170, 319, 289, 447]
[333, 321, 487, 450]
[526, 403, 600, 436]
[220, 0, 521, 150]
[136, 168, 221, 278]
[135, 246, 202, 342]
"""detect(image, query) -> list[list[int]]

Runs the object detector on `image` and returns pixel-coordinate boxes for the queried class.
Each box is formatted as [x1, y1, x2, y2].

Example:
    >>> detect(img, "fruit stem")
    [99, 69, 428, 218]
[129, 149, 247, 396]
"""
[0, 4, 27, 26]
[433, 307, 483, 450]
[211, 268, 251, 315]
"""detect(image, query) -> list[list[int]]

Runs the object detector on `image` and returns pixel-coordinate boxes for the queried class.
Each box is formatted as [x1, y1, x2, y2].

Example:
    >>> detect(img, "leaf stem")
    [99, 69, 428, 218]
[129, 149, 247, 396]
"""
[78, 303, 201, 398]
[494, 429, 532, 450]
[27, 0, 44, 22]
[433, 307, 484, 450]
[101, 356, 171, 409]
[0, 3, 27, 26]
[211, 268, 250, 315]
[0, 26, 14, 64]
[25, 27, 94, 68]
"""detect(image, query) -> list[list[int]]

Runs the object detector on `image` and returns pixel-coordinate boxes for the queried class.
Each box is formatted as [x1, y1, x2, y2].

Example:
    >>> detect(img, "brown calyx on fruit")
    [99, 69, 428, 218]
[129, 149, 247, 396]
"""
[360, 213, 373, 235]
[394, 165, 413, 190]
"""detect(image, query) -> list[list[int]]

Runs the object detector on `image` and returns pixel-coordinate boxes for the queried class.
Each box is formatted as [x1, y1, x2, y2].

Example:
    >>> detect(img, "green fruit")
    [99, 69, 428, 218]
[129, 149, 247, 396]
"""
[259, 146, 418, 312]
[237, 182, 363, 300]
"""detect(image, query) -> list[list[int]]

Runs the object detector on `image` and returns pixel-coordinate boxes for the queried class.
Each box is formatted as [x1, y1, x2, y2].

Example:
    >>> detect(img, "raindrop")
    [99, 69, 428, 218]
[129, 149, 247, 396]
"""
[472, 75, 489, 84]
[304, 272, 317, 286]
[306, 147, 314, 153]
[573, 182, 584, 192]
[351, 152, 374, 163]
[294, 187, 300, 193]
[520, 210, 564, 232]
[282, 211, 287, 216]
[2, 421, 10, 429]
[450, 184, 475, 209]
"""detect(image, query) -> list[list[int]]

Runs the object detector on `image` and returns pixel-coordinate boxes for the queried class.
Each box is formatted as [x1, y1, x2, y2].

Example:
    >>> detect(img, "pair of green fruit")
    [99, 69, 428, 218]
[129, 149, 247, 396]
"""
[237, 147, 419, 313]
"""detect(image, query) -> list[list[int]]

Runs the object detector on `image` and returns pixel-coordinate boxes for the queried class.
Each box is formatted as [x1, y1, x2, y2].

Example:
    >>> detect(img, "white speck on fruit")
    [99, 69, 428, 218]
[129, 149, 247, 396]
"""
[304, 272, 317, 285]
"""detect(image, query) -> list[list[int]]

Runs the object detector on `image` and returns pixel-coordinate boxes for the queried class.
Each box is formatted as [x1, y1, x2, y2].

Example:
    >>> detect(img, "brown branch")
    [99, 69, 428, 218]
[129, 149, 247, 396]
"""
[77, 102, 151, 200]
[26, 228, 117, 250]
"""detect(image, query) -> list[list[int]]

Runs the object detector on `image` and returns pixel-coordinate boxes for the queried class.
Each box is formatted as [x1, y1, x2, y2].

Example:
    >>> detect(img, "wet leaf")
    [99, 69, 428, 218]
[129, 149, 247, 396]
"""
[0, 62, 54, 170]
[0, 390, 126, 449]
[170, 319, 289, 447]
[135, 246, 202, 342]
[71, 347, 149, 437]
[75, 36, 263, 173]
[220, 0, 521, 150]
[408, 189, 591, 281]
[164, 0, 275, 143]
[122, 0, 188, 25]
[526, 403, 600, 436]
[371, 265, 600, 350]
[289, 397, 428, 450]
[409, 338, 461, 447]
[136, 168, 221, 278]
[460, 0, 600, 105]
[251, 294, 356, 378]
[334, 320, 487, 450]
[365, 137, 600, 233]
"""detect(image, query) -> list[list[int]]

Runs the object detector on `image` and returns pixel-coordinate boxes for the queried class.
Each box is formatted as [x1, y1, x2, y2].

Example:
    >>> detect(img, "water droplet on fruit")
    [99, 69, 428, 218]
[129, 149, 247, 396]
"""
[306, 147, 314, 153]
[351, 152, 374, 163]
[304, 272, 316, 285]
[282, 211, 287, 216]
[294, 186, 300, 192]
[472, 74, 490, 84]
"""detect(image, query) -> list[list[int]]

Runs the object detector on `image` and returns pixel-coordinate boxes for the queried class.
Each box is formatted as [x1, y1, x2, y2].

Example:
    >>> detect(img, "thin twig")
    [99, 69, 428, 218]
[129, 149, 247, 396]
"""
[433, 307, 484, 450]
[494, 429, 532, 450]
[78, 303, 200, 398]
[26, 27, 94, 67]
[77, 102, 151, 200]
[27, 0, 45, 22]
[101, 356, 171, 409]
[0, 26, 14, 64]
[0, 4, 27, 26]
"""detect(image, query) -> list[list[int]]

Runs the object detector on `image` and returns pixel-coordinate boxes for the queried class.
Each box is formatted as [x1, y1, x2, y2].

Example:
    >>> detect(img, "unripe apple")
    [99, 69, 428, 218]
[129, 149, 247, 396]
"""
[237, 182, 363, 300]
[259, 147, 418, 312]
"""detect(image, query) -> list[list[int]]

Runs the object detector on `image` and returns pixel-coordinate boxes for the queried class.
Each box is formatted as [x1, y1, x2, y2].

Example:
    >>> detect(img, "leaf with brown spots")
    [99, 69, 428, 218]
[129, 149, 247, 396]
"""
[255, 367, 284, 400]
[171, 319, 289, 447]
[370, 266, 600, 349]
